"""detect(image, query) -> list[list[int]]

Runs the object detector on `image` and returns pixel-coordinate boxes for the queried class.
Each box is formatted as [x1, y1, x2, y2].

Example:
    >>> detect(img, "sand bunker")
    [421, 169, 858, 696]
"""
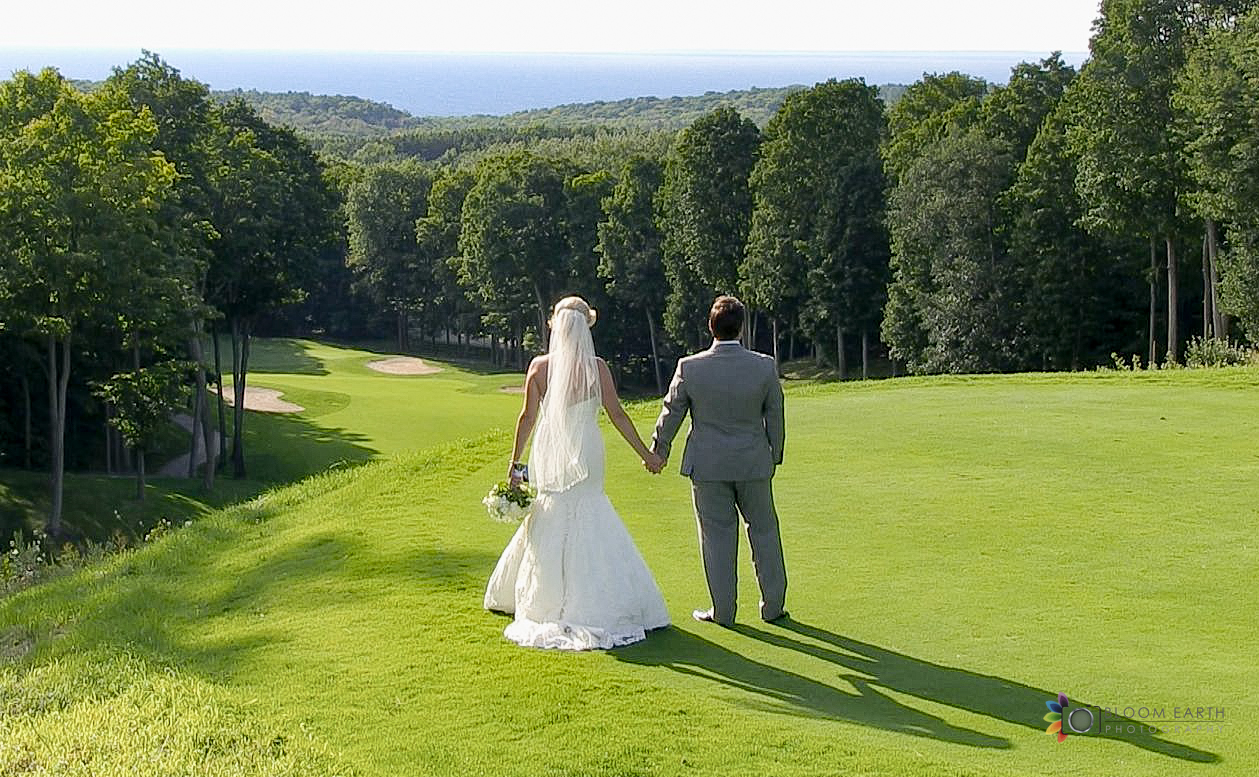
[216, 386, 304, 414]
[366, 357, 443, 375]
[500, 385, 525, 394]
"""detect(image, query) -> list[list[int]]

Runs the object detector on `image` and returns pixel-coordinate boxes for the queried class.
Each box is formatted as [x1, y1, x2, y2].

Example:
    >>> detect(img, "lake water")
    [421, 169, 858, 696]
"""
[1, 49, 1087, 116]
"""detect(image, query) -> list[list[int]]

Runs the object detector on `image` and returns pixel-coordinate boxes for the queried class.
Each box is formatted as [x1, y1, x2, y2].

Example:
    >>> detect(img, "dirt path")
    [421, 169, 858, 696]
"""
[158, 413, 220, 477]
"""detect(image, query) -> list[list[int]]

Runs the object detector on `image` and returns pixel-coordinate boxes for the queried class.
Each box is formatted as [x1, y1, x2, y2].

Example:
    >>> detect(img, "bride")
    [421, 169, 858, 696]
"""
[484, 296, 671, 650]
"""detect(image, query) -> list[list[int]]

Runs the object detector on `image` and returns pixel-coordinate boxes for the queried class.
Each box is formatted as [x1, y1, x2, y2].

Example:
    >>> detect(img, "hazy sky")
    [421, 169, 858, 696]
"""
[4, 0, 1100, 53]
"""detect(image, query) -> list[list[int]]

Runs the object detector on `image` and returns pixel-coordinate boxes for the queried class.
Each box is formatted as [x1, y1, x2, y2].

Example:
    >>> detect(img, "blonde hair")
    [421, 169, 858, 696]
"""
[551, 295, 597, 328]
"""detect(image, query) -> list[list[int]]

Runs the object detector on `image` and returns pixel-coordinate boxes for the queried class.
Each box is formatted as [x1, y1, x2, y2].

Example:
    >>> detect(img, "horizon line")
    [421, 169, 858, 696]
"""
[2, 46, 1090, 57]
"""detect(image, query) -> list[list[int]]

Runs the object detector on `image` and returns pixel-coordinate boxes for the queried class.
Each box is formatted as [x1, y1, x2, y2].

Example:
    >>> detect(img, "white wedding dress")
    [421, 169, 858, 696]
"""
[484, 311, 670, 651]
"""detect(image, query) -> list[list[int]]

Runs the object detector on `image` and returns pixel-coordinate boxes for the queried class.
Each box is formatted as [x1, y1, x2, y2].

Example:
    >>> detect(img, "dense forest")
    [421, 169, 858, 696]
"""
[5, 0, 1259, 538]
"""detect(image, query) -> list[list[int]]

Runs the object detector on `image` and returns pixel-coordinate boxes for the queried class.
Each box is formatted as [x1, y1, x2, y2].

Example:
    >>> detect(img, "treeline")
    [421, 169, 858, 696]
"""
[216, 84, 909, 161]
[213, 88, 423, 138]
[346, 0, 1259, 390]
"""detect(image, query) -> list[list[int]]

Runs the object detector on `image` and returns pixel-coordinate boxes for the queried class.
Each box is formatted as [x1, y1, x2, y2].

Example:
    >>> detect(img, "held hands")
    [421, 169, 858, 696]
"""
[642, 451, 665, 475]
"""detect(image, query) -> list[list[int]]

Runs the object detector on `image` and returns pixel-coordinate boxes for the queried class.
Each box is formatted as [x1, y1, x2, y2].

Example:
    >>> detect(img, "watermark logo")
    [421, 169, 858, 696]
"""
[1044, 693, 1224, 742]
[1045, 692, 1096, 742]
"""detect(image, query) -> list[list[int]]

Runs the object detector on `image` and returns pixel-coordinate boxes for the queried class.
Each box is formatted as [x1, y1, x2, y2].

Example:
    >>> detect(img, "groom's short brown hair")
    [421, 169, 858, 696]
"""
[709, 296, 745, 341]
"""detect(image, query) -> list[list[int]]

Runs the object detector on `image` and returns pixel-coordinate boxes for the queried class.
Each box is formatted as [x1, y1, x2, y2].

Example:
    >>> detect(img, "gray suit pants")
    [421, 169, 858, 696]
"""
[690, 478, 787, 623]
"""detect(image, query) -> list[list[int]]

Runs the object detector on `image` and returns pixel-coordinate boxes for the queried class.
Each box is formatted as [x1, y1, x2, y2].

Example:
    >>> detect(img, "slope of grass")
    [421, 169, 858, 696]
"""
[3, 361, 1257, 776]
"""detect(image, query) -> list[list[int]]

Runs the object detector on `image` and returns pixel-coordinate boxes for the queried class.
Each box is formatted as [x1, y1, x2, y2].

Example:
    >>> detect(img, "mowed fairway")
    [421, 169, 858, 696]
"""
[1, 341, 1256, 777]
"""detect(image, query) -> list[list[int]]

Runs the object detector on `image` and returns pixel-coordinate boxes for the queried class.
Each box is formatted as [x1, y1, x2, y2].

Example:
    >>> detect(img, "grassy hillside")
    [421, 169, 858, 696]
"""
[2, 345, 1256, 776]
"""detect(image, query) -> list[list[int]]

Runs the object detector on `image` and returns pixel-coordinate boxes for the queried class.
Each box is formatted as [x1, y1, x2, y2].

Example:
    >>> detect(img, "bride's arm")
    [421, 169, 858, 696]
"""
[509, 358, 545, 483]
[597, 359, 661, 469]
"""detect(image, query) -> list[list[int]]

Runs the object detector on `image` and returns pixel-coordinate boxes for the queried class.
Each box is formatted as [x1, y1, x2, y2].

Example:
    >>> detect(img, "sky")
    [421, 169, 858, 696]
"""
[3, 0, 1101, 53]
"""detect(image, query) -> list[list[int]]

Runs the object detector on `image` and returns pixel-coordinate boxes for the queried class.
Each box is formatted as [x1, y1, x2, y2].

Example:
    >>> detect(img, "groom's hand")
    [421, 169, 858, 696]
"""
[643, 451, 665, 474]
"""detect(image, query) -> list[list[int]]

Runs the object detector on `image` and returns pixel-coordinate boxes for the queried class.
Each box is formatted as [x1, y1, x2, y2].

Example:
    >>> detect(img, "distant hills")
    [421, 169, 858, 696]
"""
[70, 78, 909, 160]
[218, 83, 910, 140]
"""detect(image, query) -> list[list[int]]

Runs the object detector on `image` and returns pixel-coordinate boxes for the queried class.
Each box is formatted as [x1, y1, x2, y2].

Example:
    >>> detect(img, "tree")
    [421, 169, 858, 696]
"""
[207, 100, 339, 478]
[92, 362, 191, 499]
[416, 168, 481, 356]
[883, 72, 989, 183]
[456, 150, 572, 350]
[746, 79, 888, 376]
[657, 107, 760, 346]
[103, 51, 220, 489]
[346, 161, 435, 352]
[1069, 0, 1256, 363]
[1176, 5, 1259, 338]
[883, 129, 1021, 373]
[0, 68, 176, 533]
[597, 155, 670, 391]
[1006, 90, 1147, 369]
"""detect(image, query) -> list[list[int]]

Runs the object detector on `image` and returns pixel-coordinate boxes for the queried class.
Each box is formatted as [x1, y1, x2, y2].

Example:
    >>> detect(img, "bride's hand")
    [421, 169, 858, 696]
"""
[642, 451, 665, 474]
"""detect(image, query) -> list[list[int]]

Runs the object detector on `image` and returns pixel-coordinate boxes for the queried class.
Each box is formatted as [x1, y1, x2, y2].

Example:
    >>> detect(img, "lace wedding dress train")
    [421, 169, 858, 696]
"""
[484, 396, 671, 651]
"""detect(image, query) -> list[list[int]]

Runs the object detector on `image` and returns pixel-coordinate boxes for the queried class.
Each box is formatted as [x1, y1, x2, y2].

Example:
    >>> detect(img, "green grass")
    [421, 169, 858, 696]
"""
[2, 345, 1257, 776]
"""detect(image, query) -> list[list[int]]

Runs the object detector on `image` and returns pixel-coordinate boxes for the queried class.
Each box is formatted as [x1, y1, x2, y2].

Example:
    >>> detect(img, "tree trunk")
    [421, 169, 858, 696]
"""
[45, 332, 70, 537]
[22, 374, 32, 470]
[1148, 235, 1158, 367]
[1206, 219, 1225, 339]
[187, 384, 201, 479]
[771, 317, 780, 372]
[212, 322, 228, 467]
[104, 408, 113, 475]
[861, 328, 869, 380]
[231, 318, 252, 479]
[533, 283, 549, 351]
[188, 328, 216, 489]
[1202, 234, 1212, 339]
[788, 328, 796, 362]
[836, 324, 847, 381]
[646, 307, 663, 394]
[1166, 235, 1178, 365]
[136, 447, 146, 501]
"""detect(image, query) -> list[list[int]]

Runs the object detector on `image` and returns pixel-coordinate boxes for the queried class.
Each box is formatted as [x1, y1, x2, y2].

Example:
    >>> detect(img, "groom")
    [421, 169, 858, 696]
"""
[649, 295, 787, 626]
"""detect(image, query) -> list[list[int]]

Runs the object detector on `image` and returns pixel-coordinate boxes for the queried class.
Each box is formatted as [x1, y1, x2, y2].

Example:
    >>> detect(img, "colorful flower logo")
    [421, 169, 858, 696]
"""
[1045, 692, 1070, 743]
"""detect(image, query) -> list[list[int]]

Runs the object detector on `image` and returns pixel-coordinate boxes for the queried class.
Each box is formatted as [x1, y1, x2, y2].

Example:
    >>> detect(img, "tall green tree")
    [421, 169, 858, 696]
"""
[883, 72, 989, 183]
[597, 156, 669, 391]
[346, 161, 435, 352]
[1006, 90, 1146, 369]
[456, 150, 572, 350]
[657, 107, 760, 346]
[416, 168, 481, 355]
[1176, 4, 1259, 338]
[0, 69, 176, 533]
[207, 100, 339, 478]
[103, 51, 220, 488]
[883, 129, 1021, 373]
[1069, 0, 1256, 363]
[746, 79, 888, 376]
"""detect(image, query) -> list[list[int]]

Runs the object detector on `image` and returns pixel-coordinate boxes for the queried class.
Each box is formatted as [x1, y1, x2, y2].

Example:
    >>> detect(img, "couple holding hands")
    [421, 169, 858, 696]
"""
[484, 294, 787, 650]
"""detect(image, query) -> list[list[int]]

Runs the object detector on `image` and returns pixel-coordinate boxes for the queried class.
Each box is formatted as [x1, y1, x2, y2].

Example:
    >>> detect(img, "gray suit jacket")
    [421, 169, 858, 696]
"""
[651, 342, 785, 481]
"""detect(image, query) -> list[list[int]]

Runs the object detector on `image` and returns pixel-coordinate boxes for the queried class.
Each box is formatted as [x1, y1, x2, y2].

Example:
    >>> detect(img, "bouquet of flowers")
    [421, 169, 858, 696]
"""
[482, 480, 536, 523]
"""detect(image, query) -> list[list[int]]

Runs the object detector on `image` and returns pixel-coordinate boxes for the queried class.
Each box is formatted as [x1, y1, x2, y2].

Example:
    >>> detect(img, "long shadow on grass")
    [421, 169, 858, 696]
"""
[617, 625, 1007, 748]
[738, 619, 1216, 762]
